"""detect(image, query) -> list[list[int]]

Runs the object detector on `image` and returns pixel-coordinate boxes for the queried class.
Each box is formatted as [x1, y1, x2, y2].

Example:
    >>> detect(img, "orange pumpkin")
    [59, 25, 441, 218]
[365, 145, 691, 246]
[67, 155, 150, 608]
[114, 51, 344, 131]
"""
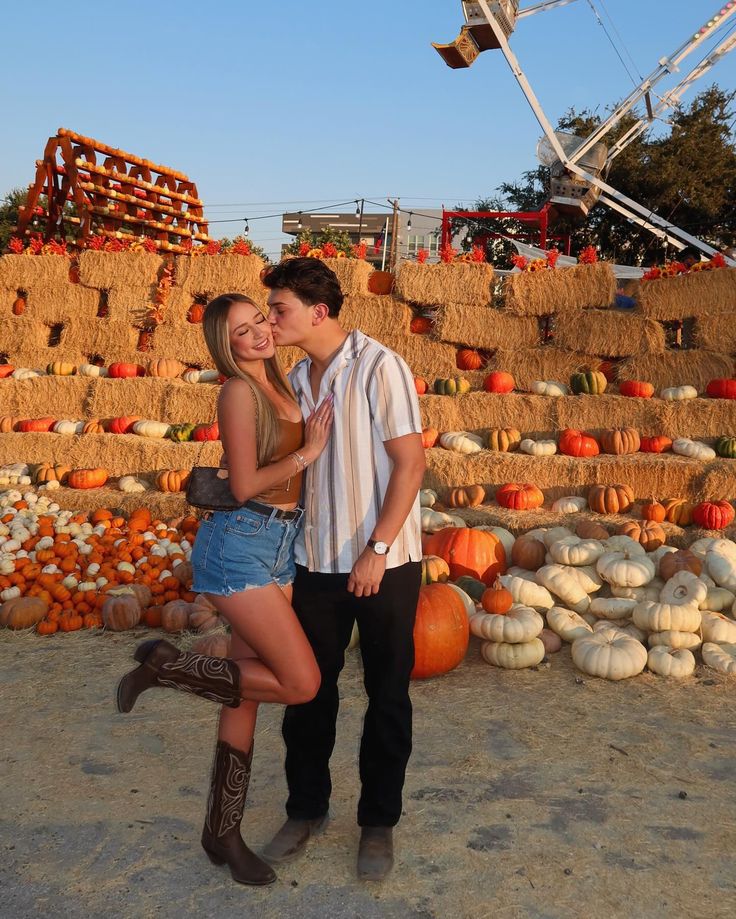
[156, 469, 190, 492]
[640, 436, 672, 454]
[421, 427, 439, 449]
[0, 366, 15, 380]
[456, 348, 484, 371]
[0, 416, 19, 433]
[0, 596, 49, 629]
[161, 599, 191, 633]
[107, 416, 142, 434]
[575, 519, 610, 540]
[483, 371, 515, 394]
[495, 483, 544, 511]
[446, 485, 485, 508]
[588, 484, 635, 515]
[615, 520, 666, 551]
[108, 362, 145, 378]
[187, 303, 206, 323]
[693, 501, 735, 530]
[192, 632, 231, 658]
[410, 316, 432, 335]
[33, 463, 71, 485]
[619, 380, 654, 398]
[82, 420, 105, 434]
[423, 527, 506, 586]
[662, 498, 693, 527]
[410, 583, 469, 680]
[640, 498, 666, 523]
[559, 429, 600, 457]
[659, 549, 702, 581]
[12, 296, 26, 315]
[67, 468, 109, 489]
[18, 417, 56, 433]
[511, 534, 546, 570]
[599, 428, 641, 455]
[147, 359, 186, 379]
[481, 579, 513, 614]
[102, 594, 141, 630]
[414, 377, 428, 395]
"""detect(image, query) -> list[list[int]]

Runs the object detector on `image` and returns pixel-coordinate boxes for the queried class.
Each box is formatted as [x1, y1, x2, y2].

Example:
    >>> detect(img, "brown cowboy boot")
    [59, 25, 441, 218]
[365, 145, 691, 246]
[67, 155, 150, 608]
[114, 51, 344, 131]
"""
[357, 827, 394, 881]
[260, 814, 329, 865]
[201, 740, 276, 886]
[116, 639, 241, 713]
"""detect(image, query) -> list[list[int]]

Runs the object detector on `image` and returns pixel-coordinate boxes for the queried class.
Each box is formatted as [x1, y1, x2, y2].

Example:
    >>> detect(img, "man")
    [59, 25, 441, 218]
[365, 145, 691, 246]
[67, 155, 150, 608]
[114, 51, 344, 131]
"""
[260, 257, 425, 880]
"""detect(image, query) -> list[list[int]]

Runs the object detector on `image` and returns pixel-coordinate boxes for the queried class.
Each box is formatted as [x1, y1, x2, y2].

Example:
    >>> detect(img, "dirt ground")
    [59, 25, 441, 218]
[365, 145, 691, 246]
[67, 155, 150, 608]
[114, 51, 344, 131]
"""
[1, 630, 734, 919]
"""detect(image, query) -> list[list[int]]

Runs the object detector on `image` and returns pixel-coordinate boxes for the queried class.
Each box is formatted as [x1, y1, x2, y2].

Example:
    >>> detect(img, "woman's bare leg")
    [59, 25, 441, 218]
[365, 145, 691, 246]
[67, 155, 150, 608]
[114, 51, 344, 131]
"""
[206, 582, 319, 706]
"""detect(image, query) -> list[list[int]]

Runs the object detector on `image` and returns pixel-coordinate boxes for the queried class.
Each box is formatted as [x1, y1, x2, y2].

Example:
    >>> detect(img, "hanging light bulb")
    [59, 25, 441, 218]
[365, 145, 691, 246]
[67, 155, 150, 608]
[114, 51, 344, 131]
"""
[244, 219, 249, 236]
[297, 212, 303, 230]
[407, 213, 413, 232]
[355, 200, 361, 218]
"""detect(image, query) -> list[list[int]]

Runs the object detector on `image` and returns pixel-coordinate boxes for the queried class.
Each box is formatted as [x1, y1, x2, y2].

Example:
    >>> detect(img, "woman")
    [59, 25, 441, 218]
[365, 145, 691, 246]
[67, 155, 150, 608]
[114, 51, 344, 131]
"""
[116, 293, 333, 887]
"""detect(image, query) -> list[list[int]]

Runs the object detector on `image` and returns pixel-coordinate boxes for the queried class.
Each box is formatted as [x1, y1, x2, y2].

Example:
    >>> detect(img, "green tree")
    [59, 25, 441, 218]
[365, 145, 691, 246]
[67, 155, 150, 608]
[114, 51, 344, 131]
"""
[456, 86, 736, 266]
[0, 187, 27, 252]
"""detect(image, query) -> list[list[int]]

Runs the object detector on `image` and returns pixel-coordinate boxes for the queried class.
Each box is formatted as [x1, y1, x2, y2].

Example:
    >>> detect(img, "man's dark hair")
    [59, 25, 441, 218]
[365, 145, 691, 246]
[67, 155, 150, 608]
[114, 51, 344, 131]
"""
[678, 246, 701, 264]
[262, 257, 344, 318]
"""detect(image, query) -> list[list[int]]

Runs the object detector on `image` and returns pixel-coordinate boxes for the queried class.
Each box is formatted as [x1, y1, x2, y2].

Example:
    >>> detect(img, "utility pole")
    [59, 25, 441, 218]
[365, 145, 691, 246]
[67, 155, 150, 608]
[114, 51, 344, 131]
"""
[388, 198, 400, 273]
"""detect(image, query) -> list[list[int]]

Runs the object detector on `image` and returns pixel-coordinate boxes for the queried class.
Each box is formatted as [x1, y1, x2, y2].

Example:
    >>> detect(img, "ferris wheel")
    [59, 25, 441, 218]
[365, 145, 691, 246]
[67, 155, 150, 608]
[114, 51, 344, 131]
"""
[433, 1, 736, 262]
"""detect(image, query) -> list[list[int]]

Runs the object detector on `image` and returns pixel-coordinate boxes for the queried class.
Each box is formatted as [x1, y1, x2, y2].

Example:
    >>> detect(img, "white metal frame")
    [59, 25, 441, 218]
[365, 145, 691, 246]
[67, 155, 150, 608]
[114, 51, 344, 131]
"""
[472, 0, 736, 261]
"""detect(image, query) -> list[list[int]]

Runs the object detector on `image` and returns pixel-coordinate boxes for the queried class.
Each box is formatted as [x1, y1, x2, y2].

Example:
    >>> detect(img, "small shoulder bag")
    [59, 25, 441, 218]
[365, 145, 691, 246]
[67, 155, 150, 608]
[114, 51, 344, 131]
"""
[185, 381, 259, 512]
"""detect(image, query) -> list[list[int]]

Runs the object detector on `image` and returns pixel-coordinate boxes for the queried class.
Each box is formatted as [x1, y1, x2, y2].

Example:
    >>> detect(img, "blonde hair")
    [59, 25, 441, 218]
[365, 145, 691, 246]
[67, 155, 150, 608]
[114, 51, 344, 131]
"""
[202, 293, 297, 467]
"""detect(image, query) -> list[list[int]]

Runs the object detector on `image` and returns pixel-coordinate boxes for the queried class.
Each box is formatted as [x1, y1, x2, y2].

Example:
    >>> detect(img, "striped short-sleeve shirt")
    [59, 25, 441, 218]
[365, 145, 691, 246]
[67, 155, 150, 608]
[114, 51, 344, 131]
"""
[288, 329, 423, 574]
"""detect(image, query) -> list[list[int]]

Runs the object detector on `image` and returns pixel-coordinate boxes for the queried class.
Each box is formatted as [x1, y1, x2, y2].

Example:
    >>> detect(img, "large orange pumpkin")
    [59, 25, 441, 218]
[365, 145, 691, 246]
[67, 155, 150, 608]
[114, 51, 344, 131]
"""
[483, 371, 515, 394]
[18, 417, 56, 433]
[108, 362, 145, 378]
[640, 435, 672, 454]
[495, 483, 544, 511]
[423, 527, 506, 586]
[456, 348, 484, 371]
[410, 583, 469, 680]
[559, 429, 600, 457]
[67, 468, 109, 489]
[0, 597, 48, 630]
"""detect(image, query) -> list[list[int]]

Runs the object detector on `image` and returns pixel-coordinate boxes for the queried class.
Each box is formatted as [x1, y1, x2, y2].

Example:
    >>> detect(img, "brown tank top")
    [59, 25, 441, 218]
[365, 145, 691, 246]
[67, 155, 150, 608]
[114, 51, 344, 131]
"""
[252, 419, 305, 505]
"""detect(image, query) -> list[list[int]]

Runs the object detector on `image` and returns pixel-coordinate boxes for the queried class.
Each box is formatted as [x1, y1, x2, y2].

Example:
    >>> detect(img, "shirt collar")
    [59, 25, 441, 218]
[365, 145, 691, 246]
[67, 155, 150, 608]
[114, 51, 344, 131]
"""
[293, 328, 366, 387]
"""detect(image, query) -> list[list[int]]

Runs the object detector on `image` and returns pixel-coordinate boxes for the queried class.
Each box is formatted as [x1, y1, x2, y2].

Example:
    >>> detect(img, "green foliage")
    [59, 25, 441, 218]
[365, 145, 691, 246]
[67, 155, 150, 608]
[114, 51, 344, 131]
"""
[218, 235, 269, 260]
[283, 225, 355, 256]
[0, 188, 27, 252]
[455, 86, 736, 266]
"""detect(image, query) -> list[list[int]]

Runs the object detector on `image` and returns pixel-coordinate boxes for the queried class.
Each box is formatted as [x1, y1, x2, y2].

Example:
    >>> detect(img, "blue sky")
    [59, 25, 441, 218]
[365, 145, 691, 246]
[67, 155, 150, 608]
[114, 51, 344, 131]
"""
[2, 1, 734, 259]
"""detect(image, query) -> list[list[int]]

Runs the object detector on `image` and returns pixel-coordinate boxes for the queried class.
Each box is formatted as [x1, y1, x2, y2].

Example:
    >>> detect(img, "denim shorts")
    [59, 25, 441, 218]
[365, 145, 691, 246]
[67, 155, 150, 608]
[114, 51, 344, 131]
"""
[191, 505, 303, 596]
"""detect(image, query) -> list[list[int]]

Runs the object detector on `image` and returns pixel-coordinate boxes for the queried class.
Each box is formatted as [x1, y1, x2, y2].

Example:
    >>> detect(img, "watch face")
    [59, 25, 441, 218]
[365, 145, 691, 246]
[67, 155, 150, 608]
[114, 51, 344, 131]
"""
[373, 541, 389, 555]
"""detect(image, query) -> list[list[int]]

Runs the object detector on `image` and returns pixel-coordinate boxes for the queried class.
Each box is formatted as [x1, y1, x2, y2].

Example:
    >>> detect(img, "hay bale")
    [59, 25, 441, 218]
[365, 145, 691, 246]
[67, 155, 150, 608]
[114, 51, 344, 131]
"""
[12, 347, 85, 370]
[0, 318, 48, 357]
[617, 350, 734, 392]
[49, 485, 188, 519]
[554, 394, 668, 437]
[694, 314, 736, 353]
[162, 381, 219, 424]
[553, 311, 665, 356]
[432, 305, 537, 349]
[0, 432, 220, 476]
[174, 254, 266, 296]
[419, 392, 557, 438]
[340, 296, 412, 337]
[699, 463, 736, 502]
[663, 398, 736, 440]
[78, 251, 163, 289]
[423, 446, 714, 502]
[0, 377, 90, 417]
[25, 286, 99, 324]
[85, 379, 170, 422]
[165, 288, 198, 325]
[395, 262, 494, 307]
[504, 263, 616, 316]
[485, 348, 595, 390]
[323, 258, 374, 297]
[149, 323, 210, 365]
[64, 319, 141, 364]
[106, 285, 159, 323]
[375, 331, 460, 378]
[636, 269, 736, 320]
[0, 255, 71, 289]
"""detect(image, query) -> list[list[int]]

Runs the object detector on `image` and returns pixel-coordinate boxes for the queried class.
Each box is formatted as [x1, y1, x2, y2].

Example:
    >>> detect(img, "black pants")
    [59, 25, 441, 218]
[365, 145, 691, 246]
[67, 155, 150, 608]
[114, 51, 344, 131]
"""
[283, 561, 421, 827]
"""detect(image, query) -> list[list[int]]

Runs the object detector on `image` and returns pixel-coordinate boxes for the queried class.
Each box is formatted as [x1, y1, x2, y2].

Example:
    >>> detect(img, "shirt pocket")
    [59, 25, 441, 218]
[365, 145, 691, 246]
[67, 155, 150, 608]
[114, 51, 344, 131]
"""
[224, 512, 265, 538]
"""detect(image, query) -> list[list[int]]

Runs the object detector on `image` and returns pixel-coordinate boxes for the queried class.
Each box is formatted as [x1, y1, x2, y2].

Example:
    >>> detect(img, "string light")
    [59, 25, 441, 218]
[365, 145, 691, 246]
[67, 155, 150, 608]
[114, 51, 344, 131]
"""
[243, 219, 249, 236]
[297, 212, 302, 229]
[355, 200, 361, 218]
[407, 213, 413, 232]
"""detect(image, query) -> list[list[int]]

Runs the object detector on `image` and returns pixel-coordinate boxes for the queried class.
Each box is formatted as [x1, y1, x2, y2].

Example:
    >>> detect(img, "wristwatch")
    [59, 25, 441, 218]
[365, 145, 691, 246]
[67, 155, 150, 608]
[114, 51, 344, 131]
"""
[367, 538, 390, 556]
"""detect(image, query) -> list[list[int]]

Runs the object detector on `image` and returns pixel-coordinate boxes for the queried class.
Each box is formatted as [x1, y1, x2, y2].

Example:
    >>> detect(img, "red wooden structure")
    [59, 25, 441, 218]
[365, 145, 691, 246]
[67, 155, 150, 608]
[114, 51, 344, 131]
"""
[441, 204, 571, 255]
[16, 128, 211, 252]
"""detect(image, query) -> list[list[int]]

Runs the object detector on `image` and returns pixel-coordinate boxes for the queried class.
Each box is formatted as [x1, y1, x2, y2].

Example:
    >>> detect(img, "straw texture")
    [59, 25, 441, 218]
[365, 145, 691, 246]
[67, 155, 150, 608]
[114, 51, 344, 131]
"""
[78, 251, 163, 289]
[616, 350, 734, 392]
[694, 315, 736, 353]
[485, 348, 595, 390]
[432, 304, 538, 349]
[340, 296, 412, 336]
[24, 286, 100, 324]
[174, 254, 265, 295]
[553, 311, 666, 356]
[504, 263, 616, 316]
[396, 262, 494, 307]
[323, 258, 374, 297]
[0, 255, 71, 289]
[636, 269, 736, 320]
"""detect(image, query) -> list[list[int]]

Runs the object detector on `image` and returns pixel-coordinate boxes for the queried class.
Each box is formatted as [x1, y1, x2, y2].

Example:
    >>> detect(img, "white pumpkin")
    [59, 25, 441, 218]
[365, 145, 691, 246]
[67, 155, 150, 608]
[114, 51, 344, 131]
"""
[481, 638, 545, 669]
[689, 537, 719, 561]
[78, 364, 108, 377]
[530, 380, 568, 397]
[571, 630, 648, 680]
[701, 641, 736, 674]
[702, 586, 735, 612]
[132, 420, 171, 439]
[549, 536, 605, 567]
[420, 508, 466, 533]
[647, 630, 702, 650]
[546, 606, 593, 642]
[701, 609, 736, 644]
[705, 540, 736, 591]
[593, 620, 647, 642]
[541, 527, 575, 549]
[499, 575, 554, 611]
[568, 565, 603, 594]
[469, 604, 543, 644]
[504, 567, 539, 582]
[419, 489, 437, 508]
[551, 496, 587, 514]
[597, 549, 655, 588]
[604, 535, 647, 557]
[647, 646, 696, 679]
[659, 571, 708, 608]
[439, 431, 483, 454]
[671, 437, 716, 460]
[610, 580, 664, 601]
[589, 597, 636, 620]
[11, 368, 41, 380]
[481, 526, 515, 560]
[182, 369, 202, 384]
[118, 475, 148, 494]
[650, 545, 677, 576]
[520, 438, 557, 456]
[632, 600, 701, 633]
[536, 565, 590, 614]
[52, 420, 85, 435]
[660, 385, 697, 401]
